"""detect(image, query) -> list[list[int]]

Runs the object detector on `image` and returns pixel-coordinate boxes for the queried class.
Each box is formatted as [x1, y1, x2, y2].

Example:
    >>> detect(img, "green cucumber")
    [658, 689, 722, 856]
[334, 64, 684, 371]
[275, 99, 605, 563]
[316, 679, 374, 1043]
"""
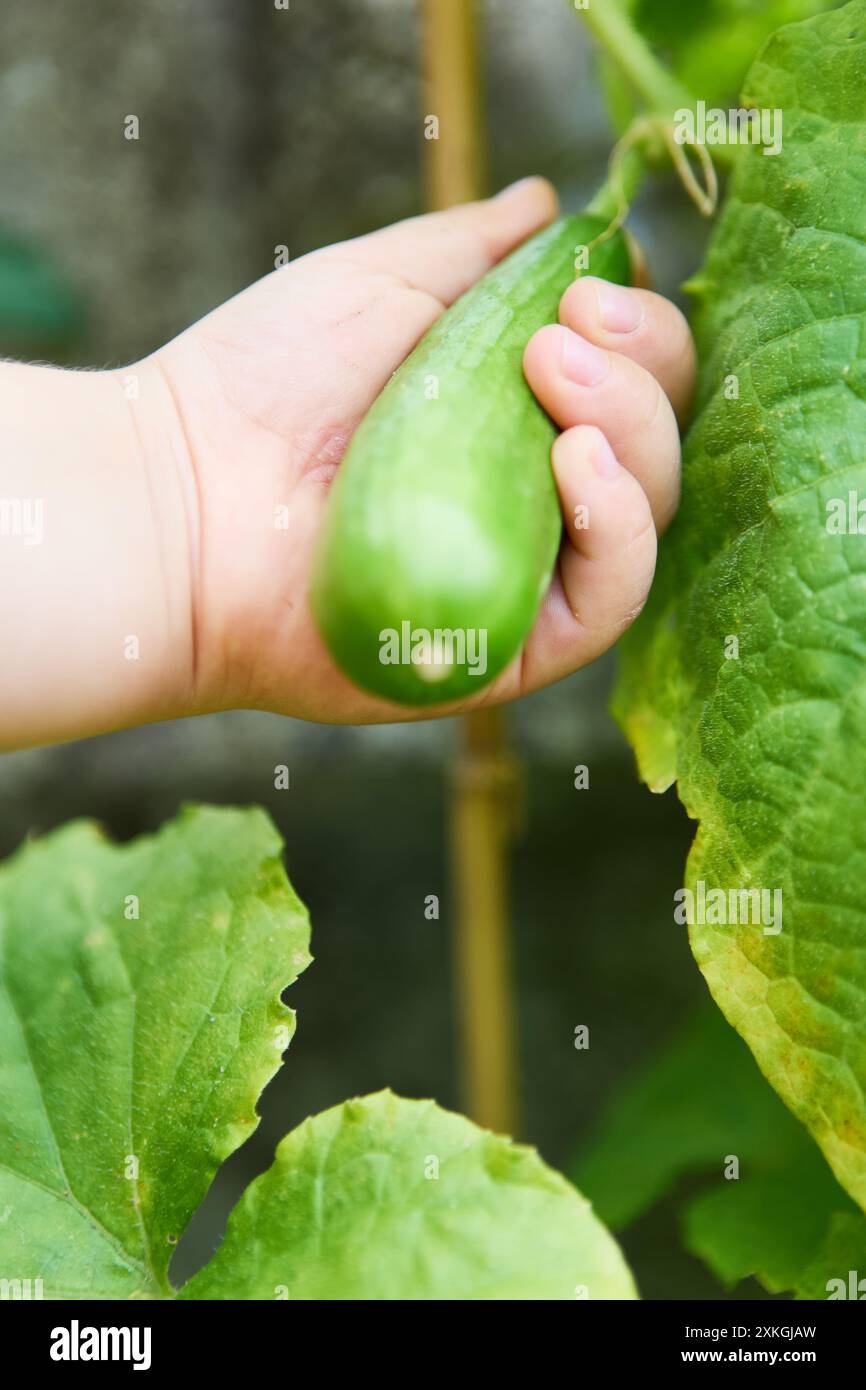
[310, 212, 630, 705]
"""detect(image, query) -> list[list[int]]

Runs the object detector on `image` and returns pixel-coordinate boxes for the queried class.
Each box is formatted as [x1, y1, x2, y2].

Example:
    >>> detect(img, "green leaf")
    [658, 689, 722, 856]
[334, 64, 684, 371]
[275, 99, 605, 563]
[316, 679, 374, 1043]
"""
[0, 805, 312, 1298]
[614, 0, 866, 1213]
[573, 1008, 866, 1297]
[181, 1089, 637, 1301]
[2, 808, 635, 1301]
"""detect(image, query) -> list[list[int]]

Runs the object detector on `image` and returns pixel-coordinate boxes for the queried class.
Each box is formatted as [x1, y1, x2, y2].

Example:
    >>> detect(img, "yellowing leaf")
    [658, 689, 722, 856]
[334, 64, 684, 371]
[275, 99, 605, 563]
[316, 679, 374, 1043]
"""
[615, 0, 866, 1212]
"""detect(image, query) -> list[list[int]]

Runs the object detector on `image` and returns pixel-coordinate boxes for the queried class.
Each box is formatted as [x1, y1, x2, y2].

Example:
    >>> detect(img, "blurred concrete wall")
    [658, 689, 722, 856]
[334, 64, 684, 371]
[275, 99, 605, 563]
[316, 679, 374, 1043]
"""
[0, 0, 614, 365]
[0, 0, 413, 361]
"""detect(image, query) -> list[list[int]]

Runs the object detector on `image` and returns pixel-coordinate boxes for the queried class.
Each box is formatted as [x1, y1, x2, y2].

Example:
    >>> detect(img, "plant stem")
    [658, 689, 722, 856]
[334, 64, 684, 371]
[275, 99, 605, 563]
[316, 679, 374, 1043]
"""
[575, 0, 736, 172]
[576, 0, 692, 118]
[586, 139, 648, 221]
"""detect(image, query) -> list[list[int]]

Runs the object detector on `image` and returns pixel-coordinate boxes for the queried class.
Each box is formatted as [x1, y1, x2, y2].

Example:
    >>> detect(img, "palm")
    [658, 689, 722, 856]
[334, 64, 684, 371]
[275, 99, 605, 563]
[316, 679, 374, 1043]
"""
[157, 184, 559, 722]
[152, 179, 686, 725]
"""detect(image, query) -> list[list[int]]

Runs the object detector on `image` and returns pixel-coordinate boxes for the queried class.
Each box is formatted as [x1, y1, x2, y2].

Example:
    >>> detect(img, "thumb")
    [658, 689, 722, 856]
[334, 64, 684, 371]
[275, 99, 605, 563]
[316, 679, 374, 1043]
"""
[321, 176, 560, 308]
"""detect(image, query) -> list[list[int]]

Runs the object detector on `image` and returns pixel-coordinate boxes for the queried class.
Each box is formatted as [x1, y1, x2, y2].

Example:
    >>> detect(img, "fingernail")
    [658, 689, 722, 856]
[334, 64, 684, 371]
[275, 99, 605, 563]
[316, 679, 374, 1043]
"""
[588, 277, 643, 333]
[561, 329, 609, 386]
[591, 433, 621, 478]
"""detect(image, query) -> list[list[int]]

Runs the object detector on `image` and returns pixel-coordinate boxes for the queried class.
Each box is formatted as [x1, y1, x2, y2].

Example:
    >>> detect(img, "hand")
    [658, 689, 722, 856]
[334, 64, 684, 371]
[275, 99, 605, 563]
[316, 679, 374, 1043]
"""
[148, 177, 695, 725]
[0, 179, 696, 749]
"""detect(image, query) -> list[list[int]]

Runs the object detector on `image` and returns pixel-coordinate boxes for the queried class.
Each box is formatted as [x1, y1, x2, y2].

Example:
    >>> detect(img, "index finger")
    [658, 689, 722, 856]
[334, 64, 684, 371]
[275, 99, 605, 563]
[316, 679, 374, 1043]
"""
[558, 278, 697, 425]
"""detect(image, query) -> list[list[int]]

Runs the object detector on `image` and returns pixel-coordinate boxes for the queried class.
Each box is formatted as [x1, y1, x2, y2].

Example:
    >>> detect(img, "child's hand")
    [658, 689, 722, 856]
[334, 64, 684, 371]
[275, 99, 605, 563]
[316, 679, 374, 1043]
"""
[149, 176, 694, 725]
[0, 178, 695, 748]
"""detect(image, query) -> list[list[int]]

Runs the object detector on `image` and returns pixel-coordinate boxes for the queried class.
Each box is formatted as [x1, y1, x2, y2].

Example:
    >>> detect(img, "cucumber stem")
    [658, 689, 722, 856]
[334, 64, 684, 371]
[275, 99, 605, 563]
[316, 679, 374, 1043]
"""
[575, 0, 693, 118]
[586, 139, 648, 222]
[574, 0, 735, 173]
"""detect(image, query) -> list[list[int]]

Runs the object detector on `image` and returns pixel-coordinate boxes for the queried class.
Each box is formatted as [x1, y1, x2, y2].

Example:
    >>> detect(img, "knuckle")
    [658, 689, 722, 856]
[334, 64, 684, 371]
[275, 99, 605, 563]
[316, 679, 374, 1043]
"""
[639, 375, 671, 435]
[558, 277, 593, 327]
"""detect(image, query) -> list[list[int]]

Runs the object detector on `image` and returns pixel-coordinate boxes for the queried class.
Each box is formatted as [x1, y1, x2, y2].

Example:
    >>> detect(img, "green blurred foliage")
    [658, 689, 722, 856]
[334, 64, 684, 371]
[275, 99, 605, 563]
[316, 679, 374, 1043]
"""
[0, 229, 84, 356]
[573, 1006, 866, 1297]
[601, 0, 837, 135]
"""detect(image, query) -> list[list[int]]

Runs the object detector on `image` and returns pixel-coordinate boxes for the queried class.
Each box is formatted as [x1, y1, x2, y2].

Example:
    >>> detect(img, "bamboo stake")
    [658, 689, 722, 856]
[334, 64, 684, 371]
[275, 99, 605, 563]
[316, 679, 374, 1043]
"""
[420, 0, 521, 1136]
[448, 706, 521, 1135]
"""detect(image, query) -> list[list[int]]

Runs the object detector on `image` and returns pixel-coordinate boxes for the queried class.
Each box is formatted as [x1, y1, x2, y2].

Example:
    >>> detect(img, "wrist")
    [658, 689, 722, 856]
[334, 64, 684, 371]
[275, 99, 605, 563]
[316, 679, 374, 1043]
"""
[0, 359, 198, 747]
[108, 355, 203, 721]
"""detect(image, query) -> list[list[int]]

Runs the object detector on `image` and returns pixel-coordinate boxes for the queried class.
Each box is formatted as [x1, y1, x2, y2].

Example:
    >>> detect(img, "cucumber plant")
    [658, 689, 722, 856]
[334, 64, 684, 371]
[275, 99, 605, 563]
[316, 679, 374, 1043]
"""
[4, 0, 866, 1302]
